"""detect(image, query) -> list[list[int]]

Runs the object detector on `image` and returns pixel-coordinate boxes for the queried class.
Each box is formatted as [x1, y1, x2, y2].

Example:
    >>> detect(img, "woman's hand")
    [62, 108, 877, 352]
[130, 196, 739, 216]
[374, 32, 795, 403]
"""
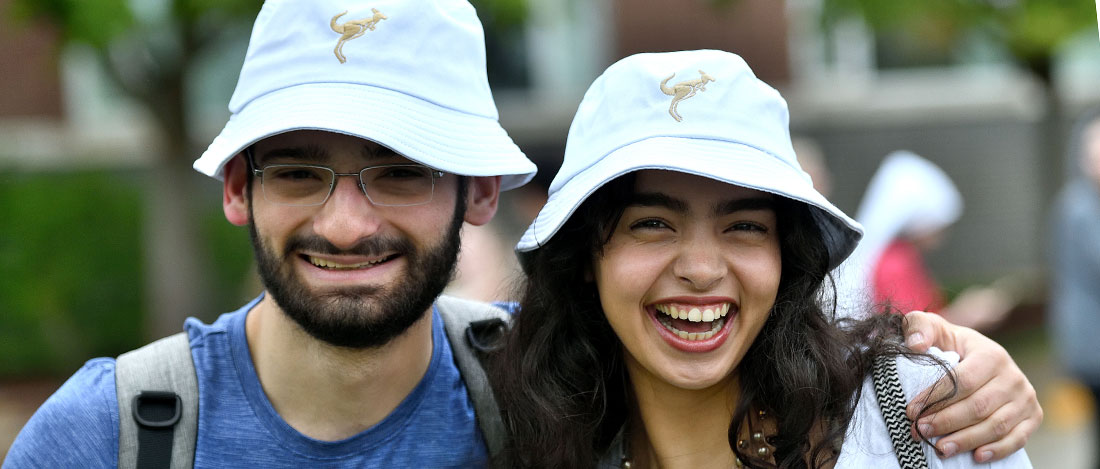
[902, 311, 1041, 463]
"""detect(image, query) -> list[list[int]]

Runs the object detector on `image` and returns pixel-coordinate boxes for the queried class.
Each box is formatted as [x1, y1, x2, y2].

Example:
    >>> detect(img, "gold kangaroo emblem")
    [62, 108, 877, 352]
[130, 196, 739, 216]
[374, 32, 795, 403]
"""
[659, 70, 715, 122]
[330, 9, 387, 64]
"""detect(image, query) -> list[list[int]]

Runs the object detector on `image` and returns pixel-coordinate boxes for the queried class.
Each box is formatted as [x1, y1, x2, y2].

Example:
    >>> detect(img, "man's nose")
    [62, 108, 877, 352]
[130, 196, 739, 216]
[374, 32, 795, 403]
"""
[312, 175, 382, 249]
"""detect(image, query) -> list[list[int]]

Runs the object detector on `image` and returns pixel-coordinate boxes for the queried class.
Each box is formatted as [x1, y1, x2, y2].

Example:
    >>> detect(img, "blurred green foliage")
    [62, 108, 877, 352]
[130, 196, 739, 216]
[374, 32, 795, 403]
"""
[472, 0, 527, 28]
[0, 170, 141, 376]
[0, 170, 253, 377]
[9, 0, 526, 50]
[7, 0, 134, 49]
[7, 0, 258, 47]
[819, 0, 1096, 74]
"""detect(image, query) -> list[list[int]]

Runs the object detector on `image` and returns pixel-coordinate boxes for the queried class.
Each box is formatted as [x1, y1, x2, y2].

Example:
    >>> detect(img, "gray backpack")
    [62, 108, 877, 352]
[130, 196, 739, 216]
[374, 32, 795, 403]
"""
[115, 295, 511, 468]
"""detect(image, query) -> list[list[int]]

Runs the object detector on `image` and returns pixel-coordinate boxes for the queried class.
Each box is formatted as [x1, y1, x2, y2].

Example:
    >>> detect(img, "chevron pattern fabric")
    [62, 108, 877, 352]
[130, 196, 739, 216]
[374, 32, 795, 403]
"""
[872, 354, 930, 469]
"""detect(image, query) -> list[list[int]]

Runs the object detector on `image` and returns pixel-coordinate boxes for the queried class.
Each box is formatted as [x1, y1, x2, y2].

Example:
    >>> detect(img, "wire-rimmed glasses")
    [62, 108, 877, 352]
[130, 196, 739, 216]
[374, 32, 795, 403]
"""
[247, 149, 445, 207]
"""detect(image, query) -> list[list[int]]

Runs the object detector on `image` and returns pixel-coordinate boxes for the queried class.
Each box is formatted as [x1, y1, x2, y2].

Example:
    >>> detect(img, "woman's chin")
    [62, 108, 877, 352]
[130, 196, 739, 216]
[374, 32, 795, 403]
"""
[653, 359, 738, 391]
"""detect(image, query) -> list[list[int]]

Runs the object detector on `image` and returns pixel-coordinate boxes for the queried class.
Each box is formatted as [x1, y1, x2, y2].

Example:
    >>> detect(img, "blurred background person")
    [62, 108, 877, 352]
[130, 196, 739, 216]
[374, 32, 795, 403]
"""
[447, 223, 522, 302]
[1049, 108, 1100, 469]
[447, 159, 555, 302]
[836, 151, 1014, 332]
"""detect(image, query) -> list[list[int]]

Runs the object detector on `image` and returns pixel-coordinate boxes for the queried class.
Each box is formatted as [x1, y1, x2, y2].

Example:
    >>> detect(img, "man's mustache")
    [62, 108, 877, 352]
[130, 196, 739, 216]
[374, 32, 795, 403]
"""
[283, 234, 414, 258]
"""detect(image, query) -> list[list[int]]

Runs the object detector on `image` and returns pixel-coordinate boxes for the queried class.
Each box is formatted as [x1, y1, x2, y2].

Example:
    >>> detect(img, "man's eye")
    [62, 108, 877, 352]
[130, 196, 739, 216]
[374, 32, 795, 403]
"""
[378, 167, 430, 179]
[270, 168, 325, 181]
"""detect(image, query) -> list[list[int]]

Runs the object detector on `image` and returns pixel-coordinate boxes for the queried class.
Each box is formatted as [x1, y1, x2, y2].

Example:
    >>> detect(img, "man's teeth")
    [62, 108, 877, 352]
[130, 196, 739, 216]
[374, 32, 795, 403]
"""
[653, 303, 731, 322]
[308, 256, 385, 270]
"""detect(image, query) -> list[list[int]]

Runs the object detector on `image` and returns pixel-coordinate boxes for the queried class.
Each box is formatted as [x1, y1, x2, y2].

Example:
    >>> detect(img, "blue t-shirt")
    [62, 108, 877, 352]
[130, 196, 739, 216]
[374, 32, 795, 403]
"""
[3, 297, 488, 468]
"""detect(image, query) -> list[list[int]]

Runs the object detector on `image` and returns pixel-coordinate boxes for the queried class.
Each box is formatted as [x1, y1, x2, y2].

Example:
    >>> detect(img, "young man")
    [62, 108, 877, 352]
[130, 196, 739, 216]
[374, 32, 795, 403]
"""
[7, 1, 534, 467]
[5, 1, 1038, 467]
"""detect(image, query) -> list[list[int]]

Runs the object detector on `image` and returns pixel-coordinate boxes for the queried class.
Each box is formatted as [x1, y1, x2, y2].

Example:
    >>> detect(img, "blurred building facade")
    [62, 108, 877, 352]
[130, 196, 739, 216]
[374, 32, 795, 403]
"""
[492, 0, 1100, 292]
[3, 0, 1100, 290]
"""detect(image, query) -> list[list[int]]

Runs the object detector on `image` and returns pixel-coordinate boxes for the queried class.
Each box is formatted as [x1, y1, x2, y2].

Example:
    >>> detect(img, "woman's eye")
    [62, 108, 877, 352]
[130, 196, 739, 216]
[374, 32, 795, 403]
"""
[630, 219, 669, 230]
[729, 222, 767, 233]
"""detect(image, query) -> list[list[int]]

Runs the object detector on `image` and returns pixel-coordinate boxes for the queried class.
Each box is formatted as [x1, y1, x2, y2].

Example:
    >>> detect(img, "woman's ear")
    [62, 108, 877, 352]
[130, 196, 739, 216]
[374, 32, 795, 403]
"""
[464, 176, 502, 226]
[223, 155, 250, 226]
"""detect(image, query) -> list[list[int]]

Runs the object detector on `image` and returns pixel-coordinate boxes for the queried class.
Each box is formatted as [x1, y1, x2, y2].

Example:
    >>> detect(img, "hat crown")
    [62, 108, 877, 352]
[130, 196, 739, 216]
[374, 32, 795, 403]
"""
[552, 50, 801, 194]
[231, 0, 496, 118]
[194, 0, 535, 189]
[518, 50, 860, 271]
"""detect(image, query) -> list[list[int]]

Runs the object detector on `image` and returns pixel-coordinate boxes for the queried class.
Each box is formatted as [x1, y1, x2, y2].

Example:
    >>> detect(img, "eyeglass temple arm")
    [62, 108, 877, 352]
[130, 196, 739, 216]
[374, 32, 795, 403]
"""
[243, 146, 264, 177]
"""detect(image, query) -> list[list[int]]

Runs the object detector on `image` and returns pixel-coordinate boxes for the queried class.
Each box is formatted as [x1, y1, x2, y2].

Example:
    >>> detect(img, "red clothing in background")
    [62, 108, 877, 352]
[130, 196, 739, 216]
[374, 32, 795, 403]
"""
[872, 240, 944, 314]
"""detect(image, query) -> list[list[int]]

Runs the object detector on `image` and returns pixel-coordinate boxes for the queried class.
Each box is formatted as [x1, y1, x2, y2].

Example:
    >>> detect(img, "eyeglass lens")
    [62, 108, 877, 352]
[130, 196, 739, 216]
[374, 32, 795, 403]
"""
[261, 165, 437, 206]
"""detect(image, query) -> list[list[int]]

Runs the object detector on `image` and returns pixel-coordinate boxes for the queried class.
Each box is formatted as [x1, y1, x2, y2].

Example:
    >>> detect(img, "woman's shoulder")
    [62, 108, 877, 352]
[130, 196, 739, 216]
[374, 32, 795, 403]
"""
[836, 348, 1031, 468]
[894, 347, 959, 396]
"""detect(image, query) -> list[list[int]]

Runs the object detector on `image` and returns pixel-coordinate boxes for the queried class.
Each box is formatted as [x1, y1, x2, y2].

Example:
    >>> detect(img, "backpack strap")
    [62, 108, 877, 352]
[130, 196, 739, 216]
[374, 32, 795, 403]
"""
[435, 295, 512, 462]
[871, 354, 929, 469]
[116, 332, 199, 469]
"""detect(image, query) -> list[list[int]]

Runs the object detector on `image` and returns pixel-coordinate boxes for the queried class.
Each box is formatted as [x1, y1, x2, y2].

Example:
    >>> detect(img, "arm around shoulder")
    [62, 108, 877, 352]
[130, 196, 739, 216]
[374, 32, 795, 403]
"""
[896, 350, 1032, 469]
[3, 358, 119, 468]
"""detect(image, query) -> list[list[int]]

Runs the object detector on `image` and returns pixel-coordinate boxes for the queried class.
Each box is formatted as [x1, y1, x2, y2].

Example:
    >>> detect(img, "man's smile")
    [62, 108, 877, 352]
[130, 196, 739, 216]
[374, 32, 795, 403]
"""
[305, 254, 398, 270]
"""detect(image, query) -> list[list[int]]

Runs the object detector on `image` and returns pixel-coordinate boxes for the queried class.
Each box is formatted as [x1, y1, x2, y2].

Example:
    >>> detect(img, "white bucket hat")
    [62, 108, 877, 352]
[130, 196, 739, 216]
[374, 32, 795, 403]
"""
[516, 50, 862, 269]
[193, 0, 536, 190]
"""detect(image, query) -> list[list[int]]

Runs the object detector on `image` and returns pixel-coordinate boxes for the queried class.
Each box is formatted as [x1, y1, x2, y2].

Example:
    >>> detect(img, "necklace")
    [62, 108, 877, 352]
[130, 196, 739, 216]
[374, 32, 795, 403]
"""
[619, 409, 777, 468]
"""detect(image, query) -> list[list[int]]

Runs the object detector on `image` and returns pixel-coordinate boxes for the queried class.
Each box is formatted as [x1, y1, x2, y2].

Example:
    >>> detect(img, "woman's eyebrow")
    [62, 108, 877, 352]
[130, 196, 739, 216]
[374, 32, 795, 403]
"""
[714, 197, 776, 216]
[628, 193, 775, 215]
[629, 192, 689, 212]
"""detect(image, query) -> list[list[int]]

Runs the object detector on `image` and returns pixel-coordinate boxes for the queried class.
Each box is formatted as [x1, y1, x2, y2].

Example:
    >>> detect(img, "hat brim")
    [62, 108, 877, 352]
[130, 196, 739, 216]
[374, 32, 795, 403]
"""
[194, 83, 536, 190]
[516, 136, 862, 269]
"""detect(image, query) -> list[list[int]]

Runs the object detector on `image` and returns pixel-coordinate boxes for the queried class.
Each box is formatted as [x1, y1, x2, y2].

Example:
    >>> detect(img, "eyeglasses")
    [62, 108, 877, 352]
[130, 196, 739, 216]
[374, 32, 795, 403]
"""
[247, 149, 445, 207]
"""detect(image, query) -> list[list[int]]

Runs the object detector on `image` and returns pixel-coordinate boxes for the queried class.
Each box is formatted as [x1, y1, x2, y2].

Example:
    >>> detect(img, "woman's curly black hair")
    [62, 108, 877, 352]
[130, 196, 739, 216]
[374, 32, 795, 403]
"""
[489, 173, 952, 468]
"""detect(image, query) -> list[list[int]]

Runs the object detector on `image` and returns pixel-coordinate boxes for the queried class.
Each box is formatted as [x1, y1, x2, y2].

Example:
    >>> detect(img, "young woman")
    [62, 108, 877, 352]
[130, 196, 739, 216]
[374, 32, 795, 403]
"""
[491, 50, 1031, 468]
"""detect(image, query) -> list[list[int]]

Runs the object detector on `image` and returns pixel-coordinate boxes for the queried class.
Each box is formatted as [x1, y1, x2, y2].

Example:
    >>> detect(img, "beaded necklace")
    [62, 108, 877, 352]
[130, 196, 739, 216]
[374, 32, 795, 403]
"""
[619, 409, 777, 468]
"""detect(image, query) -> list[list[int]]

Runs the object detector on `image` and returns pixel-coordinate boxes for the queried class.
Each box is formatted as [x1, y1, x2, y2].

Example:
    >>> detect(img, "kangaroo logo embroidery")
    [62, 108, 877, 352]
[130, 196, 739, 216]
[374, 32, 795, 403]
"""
[330, 8, 387, 64]
[659, 70, 716, 122]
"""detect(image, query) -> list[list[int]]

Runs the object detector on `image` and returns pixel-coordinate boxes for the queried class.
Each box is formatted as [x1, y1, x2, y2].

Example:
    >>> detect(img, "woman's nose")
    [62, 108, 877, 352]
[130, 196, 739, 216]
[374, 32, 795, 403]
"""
[672, 237, 726, 291]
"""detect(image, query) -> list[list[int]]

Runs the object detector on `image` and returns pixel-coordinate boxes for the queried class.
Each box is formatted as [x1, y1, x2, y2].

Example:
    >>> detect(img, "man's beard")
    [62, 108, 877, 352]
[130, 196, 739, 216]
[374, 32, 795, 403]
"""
[247, 181, 466, 349]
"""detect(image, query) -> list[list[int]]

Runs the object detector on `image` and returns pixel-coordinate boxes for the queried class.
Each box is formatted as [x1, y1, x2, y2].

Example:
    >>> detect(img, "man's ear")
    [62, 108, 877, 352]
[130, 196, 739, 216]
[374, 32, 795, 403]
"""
[223, 154, 250, 226]
[464, 176, 501, 226]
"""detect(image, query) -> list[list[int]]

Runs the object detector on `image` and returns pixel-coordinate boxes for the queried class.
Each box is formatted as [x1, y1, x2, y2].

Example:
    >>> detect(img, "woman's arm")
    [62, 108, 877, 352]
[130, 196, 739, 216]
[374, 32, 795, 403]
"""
[902, 311, 1041, 463]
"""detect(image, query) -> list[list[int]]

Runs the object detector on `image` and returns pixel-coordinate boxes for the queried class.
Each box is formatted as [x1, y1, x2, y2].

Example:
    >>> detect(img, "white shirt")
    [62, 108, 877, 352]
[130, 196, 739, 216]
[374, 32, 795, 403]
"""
[836, 348, 1032, 468]
[599, 348, 1032, 468]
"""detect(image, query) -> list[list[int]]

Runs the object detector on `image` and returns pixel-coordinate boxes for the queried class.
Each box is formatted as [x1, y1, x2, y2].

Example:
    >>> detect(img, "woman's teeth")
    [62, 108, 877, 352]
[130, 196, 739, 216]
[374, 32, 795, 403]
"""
[654, 303, 731, 322]
[657, 314, 724, 341]
[653, 303, 732, 341]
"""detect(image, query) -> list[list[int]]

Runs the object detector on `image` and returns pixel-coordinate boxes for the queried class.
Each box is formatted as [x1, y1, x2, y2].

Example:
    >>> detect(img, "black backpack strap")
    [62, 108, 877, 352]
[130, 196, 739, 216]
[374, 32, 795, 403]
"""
[434, 295, 512, 462]
[116, 332, 199, 469]
[872, 354, 930, 469]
